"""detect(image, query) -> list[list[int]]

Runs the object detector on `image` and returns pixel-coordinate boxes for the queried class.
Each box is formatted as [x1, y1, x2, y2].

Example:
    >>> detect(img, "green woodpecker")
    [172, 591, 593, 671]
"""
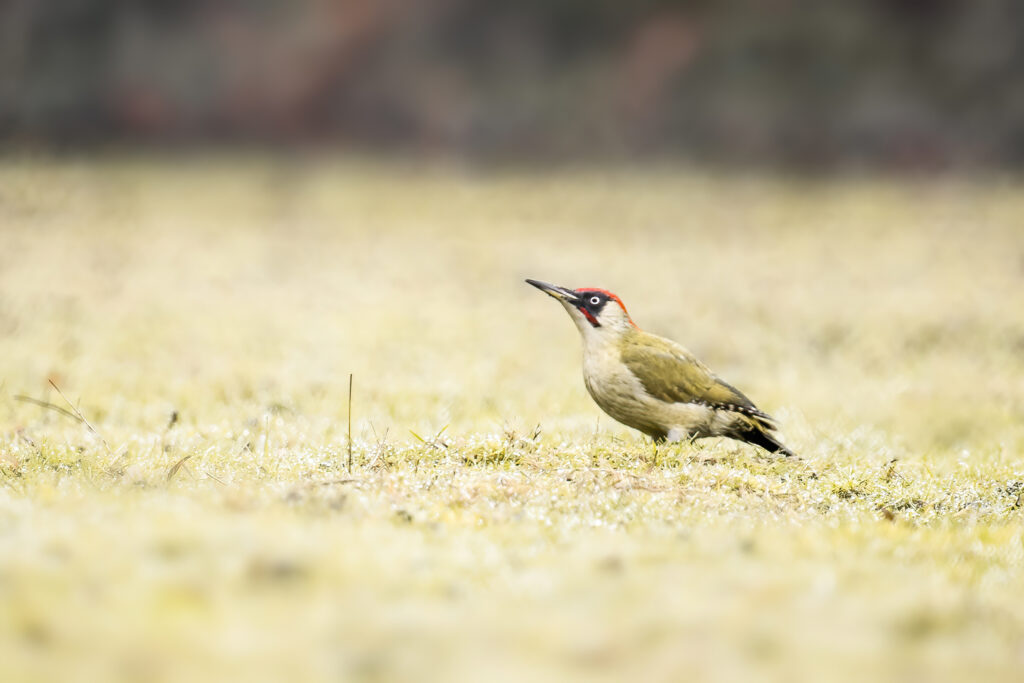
[526, 279, 793, 456]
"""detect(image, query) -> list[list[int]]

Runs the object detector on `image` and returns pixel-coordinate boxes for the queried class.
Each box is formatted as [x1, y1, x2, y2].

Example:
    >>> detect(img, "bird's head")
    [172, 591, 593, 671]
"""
[526, 279, 637, 342]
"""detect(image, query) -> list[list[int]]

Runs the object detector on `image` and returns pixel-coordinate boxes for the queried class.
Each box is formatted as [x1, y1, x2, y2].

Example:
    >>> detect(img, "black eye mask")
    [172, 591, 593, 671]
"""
[576, 291, 609, 327]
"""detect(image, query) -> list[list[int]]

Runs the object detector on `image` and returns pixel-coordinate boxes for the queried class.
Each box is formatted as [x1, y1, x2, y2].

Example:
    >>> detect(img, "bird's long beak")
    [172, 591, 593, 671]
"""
[525, 279, 581, 305]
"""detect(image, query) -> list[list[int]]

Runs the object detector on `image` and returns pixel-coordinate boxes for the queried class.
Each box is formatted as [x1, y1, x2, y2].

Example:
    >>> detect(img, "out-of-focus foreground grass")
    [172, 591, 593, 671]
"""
[1, 157, 1023, 682]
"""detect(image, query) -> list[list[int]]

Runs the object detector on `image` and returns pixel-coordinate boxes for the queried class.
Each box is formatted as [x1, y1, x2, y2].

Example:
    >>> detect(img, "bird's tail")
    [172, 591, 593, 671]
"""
[741, 426, 795, 457]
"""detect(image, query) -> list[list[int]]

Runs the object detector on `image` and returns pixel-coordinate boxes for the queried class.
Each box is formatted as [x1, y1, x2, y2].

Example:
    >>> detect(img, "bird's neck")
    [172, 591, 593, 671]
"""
[575, 322, 626, 357]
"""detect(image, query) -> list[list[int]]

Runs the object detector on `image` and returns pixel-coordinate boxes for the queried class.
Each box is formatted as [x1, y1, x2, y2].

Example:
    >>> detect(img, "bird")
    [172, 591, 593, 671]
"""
[525, 279, 794, 456]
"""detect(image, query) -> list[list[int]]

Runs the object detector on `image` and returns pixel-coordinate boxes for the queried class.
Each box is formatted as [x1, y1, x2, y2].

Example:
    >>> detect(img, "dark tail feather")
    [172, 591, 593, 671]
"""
[740, 427, 795, 457]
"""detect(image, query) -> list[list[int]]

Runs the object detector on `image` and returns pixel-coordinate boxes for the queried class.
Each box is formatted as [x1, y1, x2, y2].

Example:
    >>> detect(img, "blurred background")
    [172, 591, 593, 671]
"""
[4, 4, 1024, 683]
[3, 0, 1024, 170]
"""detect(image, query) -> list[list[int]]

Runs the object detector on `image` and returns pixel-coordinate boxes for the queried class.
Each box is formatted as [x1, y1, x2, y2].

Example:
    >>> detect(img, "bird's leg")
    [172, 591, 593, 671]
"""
[659, 429, 701, 465]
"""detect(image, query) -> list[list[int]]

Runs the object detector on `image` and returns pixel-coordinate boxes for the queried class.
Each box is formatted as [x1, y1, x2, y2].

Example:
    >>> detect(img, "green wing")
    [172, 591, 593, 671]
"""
[620, 330, 774, 424]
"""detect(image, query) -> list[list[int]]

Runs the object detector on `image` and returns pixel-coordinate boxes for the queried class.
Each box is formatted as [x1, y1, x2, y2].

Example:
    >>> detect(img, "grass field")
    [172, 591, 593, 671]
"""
[1, 157, 1023, 682]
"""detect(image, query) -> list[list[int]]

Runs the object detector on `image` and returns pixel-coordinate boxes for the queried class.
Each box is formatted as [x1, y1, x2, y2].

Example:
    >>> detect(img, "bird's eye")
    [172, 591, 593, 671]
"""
[589, 296, 601, 306]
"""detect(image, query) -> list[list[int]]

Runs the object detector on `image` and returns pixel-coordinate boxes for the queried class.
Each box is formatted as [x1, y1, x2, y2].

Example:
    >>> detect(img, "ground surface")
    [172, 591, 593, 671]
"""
[1, 158, 1023, 682]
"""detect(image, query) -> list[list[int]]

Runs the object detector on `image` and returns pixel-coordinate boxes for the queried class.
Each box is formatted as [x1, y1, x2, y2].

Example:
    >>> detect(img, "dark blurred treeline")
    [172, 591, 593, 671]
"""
[2, 0, 1023, 169]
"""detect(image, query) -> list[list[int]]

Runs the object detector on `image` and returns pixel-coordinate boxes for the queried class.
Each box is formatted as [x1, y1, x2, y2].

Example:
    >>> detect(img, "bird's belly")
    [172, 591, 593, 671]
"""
[582, 365, 668, 438]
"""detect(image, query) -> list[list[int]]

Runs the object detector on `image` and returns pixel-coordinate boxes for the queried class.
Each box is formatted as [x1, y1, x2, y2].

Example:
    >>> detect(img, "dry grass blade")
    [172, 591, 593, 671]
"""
[47, 379, 114, 456]
[166, 454, 194, 482]
[347, 373, 353, 473]
[14, 394, 84, 423]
